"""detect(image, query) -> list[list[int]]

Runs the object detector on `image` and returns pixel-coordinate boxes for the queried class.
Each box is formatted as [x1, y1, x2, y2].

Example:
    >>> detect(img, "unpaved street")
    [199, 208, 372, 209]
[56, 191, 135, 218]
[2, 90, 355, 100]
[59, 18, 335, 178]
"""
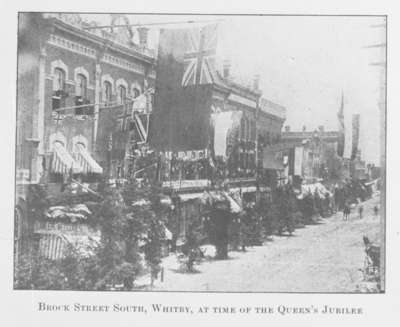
[153, 195, 382, 292]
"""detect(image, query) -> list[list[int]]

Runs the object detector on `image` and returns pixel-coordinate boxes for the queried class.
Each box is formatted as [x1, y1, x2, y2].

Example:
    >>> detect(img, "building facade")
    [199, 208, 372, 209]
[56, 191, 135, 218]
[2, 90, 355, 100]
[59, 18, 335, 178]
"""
[15, 13, 156, 265]
[277, 126, 340, 184]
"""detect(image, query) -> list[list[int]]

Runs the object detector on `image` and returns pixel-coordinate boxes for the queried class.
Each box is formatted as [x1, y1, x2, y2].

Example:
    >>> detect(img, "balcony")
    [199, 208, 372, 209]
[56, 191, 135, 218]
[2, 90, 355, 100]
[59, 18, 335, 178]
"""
[52, 90, 68, 112]
[74, 96, 94, 116]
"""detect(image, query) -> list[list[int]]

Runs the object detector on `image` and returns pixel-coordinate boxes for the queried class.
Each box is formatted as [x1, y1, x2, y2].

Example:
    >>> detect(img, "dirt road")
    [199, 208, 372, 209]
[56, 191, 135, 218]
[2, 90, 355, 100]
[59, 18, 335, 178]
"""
[153, 194, 382, 292]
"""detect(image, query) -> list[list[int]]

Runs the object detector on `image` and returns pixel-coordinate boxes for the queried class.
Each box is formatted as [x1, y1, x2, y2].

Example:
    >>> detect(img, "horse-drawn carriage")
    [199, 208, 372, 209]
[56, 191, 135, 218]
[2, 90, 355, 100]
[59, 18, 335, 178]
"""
[362, 236, 381, 287]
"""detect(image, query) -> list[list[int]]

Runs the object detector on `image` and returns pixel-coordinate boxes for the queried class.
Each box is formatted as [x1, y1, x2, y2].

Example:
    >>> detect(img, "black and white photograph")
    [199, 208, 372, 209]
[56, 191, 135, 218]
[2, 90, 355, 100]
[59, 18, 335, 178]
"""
[14, 12, 386, 293]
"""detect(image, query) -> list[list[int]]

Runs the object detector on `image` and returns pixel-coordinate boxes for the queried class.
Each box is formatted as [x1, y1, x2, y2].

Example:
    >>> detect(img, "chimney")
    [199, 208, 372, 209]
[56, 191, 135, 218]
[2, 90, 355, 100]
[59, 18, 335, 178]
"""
[253, 74, 260, 90]
[223, 59, 231, 79]
[302, 125, 307, 132]
[284, 125, 290, 132]
[137, 27, 149, 48]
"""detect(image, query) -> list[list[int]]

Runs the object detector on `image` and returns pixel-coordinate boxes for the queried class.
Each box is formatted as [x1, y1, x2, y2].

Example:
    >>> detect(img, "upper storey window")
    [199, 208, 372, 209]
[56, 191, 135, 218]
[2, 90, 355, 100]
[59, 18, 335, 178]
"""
[52, 68, 67, 111]
[117, 85, 127, 104]
[76, 73, 87, 97]
[104, 81, 113, 104]
[53, 68, 66, 92]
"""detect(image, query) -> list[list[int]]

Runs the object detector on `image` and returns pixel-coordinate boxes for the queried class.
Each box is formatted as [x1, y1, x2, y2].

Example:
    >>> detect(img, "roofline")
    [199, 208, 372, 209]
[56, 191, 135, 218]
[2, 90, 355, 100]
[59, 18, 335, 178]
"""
[49, 17, 156, 65]
[258, 108, 286, 122]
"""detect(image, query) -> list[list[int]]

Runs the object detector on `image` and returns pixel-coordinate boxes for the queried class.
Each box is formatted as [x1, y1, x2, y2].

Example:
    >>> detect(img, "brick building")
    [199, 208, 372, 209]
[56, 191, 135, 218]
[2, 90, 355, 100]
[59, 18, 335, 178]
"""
[15, 13, 156, 265]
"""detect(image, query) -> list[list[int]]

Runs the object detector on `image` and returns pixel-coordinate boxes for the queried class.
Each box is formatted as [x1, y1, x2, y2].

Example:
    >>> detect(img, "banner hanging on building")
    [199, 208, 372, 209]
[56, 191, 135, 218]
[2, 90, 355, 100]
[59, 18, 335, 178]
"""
[150, 24, 219, 152]
[337, 93, 345, 157]
[351, 114, 360, 160]
[211, 110, 242, 159]
[294, 146, 304, 176]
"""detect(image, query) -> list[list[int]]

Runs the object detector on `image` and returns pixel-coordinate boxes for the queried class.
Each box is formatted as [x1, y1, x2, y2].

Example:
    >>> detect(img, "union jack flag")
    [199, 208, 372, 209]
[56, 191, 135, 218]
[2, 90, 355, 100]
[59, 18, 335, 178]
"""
[181, 24, 218, 87]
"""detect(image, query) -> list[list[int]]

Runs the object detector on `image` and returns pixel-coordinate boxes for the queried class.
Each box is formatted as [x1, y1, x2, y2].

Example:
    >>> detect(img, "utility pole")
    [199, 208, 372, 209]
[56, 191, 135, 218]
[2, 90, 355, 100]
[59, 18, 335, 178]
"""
[364, 18, 386, 292]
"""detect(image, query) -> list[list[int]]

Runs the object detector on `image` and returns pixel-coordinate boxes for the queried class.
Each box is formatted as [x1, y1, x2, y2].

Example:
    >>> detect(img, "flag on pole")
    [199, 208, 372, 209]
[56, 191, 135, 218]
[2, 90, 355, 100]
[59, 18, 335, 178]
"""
[337, 92, 345, 157]
[150, 24, 219, 152]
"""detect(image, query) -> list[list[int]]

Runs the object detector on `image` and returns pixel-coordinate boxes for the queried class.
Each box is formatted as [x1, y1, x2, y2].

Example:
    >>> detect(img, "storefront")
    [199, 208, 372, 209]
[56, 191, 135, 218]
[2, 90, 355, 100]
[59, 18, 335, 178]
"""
[33, 204, 99, 260]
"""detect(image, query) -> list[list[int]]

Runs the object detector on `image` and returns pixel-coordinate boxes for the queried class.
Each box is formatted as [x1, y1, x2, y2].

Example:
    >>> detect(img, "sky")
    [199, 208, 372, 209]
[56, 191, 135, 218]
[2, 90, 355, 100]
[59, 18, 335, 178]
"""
[81, 14, 386, 165]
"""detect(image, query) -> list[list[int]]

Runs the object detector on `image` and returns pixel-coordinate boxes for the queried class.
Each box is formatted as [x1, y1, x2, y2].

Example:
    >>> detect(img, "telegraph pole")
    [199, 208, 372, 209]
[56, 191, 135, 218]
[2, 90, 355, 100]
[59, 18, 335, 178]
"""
[364, 18, 386, 292]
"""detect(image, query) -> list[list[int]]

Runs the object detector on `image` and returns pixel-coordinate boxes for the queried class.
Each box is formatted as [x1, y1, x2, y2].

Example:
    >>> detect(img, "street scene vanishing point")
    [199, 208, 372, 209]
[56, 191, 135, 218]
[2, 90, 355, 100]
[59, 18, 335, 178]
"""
[14, 13, 386, 293]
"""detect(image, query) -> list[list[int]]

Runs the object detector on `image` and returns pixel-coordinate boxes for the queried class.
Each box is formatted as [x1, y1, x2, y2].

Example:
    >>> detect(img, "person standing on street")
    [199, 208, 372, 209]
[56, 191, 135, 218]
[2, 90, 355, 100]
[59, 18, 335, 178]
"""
[358, 204, 364, 219]
[373, 205, 379, 217]
[343, 204, 350, 221]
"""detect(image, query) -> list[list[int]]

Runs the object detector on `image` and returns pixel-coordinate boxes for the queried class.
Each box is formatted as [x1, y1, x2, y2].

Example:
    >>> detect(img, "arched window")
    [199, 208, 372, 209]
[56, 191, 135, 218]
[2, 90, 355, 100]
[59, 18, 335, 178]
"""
[52, 68, 67, 111]
[103, 81, 113, 103]
[76, 73, 87, 97]
[117, 85, 127, 104]
[53, 68, 66, 91]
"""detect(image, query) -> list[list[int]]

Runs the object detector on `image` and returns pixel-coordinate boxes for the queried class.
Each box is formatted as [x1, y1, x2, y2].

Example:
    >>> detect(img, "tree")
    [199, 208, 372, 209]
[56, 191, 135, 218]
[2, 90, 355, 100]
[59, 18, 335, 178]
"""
[94, 186, 143, 290]
[122, 181, 168, 286]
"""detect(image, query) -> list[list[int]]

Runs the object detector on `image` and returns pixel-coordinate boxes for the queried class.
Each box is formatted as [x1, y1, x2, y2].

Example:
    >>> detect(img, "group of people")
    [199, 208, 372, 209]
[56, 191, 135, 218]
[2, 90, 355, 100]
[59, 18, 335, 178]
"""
[342, 202, 379, 221]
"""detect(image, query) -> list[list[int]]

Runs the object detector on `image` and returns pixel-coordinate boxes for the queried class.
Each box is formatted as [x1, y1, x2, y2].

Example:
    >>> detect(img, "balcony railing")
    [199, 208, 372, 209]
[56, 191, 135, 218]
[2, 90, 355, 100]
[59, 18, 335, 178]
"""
[74, 96, 94, 115]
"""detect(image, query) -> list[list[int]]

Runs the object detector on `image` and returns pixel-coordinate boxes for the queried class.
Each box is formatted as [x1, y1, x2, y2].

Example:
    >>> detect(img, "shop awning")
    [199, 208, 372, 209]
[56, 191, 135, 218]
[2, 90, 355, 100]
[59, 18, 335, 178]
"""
[45, 204, 92, 222]
[229, 186, 257, 193]
[74, 143, 103, 174]
[52, 142, 81, 174]
[223, 192, 242, 213]
[298, 182, 332, 199]
[178, 192, 205, 202]
[200, 190, 243, 213]
[262, 151, 284, 170]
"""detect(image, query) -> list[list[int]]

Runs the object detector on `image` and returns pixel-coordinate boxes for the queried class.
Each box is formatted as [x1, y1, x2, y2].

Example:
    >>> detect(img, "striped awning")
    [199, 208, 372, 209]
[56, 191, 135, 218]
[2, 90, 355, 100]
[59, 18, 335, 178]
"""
[36, 231, 100, 260]
[52, 142, 81, 174]
[74, 143, 103, 174]
[37, 232, 68, 260]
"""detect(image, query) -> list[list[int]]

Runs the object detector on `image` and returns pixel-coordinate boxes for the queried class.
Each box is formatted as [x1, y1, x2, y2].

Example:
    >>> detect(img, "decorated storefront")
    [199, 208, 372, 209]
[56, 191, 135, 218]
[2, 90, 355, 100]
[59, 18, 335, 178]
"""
[33, 204, 100, 260]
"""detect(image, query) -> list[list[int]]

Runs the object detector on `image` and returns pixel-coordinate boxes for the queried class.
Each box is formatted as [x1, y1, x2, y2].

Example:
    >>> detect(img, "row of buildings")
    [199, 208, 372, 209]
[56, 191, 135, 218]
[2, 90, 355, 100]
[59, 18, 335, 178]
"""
[15, 13, 366, 265]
